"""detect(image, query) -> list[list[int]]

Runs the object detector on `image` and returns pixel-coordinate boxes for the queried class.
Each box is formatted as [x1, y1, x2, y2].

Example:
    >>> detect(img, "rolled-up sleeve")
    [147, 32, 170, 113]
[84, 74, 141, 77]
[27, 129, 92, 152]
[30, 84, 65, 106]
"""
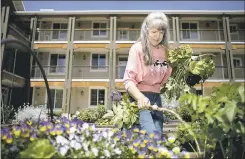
[161, 65, 172, 85]
[123, 44, 143, 90]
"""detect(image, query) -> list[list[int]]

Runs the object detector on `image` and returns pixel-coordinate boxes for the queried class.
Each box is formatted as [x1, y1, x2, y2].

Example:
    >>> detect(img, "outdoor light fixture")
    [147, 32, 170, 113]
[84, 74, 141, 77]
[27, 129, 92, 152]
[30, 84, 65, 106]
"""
[83, 55, 86, 60]
[80, 90, 84, 95]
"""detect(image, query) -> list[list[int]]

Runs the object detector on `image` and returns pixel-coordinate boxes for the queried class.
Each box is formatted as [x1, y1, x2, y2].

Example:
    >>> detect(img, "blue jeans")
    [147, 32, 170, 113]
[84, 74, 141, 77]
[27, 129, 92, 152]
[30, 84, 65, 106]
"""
[129, 92, 164, 135]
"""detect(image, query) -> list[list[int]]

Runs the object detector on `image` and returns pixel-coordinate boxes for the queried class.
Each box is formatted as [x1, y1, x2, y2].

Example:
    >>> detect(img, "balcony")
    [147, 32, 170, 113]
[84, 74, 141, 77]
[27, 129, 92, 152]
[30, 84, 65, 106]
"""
[2, 70, 26, 87]
[73, 29, 110, 41]
[115, 66, 126, 79]
[179, 29, 225, 42]
[72, 65, 109, 79]
[35, 29, 68, 41]
[116, 29, 174, 42]
[31, 65, 66, 79]
[234, 66, 245, 80]
[230, 29, 245, 42]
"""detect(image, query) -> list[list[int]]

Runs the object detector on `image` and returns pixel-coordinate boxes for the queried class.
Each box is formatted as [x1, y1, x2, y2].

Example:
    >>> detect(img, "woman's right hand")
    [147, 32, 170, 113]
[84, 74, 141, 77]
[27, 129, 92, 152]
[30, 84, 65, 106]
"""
[137, 95, 151, 109]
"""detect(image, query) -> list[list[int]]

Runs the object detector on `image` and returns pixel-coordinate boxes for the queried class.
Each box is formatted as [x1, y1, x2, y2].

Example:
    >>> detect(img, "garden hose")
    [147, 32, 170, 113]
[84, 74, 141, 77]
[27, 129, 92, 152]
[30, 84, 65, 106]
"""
[1, 39, 54, 121]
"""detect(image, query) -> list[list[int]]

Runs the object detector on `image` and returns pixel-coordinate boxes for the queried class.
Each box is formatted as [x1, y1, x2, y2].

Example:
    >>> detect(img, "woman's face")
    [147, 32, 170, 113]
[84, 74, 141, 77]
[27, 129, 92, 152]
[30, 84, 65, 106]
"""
[148, 28, 164, 47]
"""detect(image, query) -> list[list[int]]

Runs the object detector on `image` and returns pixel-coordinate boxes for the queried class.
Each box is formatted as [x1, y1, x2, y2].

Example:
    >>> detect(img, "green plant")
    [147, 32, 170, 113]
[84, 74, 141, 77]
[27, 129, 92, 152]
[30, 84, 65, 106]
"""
[161, 45, 215, 102]
[102, 94, 139, 129]
[189, 55, 215, 80]
[77, 105, 106, 123]
[20, 139, 56, 158]
[1, 117, 191, 158]
[176, 83, 245, 159]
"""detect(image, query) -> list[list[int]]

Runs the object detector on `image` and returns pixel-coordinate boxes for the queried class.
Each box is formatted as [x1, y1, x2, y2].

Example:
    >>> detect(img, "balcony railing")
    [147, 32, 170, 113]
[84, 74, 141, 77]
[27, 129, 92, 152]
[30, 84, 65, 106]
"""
[116, 29, 140, 41]
[73, 29, 110, 41]
[34, 27, 244, 42]
[234, 66, 245, 80]
[116, 29, 174, 41]
[36, 29, 68, 41]
[179, 29, 225, 42]
[230, 29, 245, 42]
[72, 65, 109, 79]
[115, 66, 126, 79]
[31, 65, 244, 81]
[31, 65, 66, 79]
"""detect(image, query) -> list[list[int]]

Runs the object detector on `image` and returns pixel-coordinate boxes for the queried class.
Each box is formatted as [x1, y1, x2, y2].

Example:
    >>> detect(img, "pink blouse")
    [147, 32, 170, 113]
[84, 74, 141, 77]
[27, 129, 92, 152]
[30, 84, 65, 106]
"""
[123, 42, 172, 93]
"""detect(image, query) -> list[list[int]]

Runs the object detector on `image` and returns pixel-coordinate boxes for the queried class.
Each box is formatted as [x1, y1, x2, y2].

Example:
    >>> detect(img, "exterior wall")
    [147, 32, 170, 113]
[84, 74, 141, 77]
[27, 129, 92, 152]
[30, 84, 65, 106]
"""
[33, 87, 46, 106]
[70, 87, 90, 113]
[72, 51, 109, 79]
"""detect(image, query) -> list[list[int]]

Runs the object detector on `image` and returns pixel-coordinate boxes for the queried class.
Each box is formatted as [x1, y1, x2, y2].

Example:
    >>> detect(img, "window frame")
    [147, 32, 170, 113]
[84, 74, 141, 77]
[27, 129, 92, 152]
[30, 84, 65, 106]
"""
[90, 53, 107, 72]
[180, 21, 200, 40]
[45, 88, 63, 110]
[88, 87, 106, 107]
[233, 57, 242, 68]
[229, 24, 238, 35]
[51, 22, 68, 40]
[48, 53, 66, 75]
[91, 21, 108, 37]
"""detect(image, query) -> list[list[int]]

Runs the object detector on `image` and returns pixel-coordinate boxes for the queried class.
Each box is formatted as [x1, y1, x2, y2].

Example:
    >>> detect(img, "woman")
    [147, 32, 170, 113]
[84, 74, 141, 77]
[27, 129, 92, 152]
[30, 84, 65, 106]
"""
[123, 12, 172, 135]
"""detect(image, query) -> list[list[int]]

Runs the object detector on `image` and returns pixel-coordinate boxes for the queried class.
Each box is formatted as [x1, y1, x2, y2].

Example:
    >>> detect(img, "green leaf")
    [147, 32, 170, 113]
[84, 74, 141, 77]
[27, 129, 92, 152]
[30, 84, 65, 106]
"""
[236, 121, 245, 134]
[224, 101, 237, 124]
[102, 110, 114, 119]
[20, 139, 56, 158]
[238, 85, 245, 102]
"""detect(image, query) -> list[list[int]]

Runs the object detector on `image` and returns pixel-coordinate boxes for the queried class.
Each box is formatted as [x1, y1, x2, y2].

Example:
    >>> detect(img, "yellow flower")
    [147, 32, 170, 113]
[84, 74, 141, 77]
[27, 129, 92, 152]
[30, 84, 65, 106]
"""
[26, 120, 32, 126]
[143, 139, 149, 144]
[6, 137, 13, 144]
[149, 133, 154, 138]
[138, 154, 145, 158]
[133, 142, 139, 147]
[64, 123, 70, 128]
[139, 130, 146, 135]
[21, 131, 30, 138]
[39, 126, 47, 132]
[153, 147, 158, 152]
[133, 128, 139, 133]
[2, 134, 7, 140]
[140, 143, 146, 148]
[13, 130, 21, 137]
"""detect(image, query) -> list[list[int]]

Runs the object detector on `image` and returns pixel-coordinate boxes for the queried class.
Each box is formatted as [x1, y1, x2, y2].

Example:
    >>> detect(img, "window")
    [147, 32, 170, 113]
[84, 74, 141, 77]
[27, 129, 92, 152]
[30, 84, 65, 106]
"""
[52, 23, 68, 40]
[49, 54, 66, 73]
[181, 22, 199, 40]
[233, 58, 242, 68]
[50, 89, 63, 109]
[91, 54, 106, 70]
[90, 89, 105, 106]
[118, 30, 129, 40]
[230, 24, 238, 34]
[92, 22, 107, 37]
[196, 89, 203, 96]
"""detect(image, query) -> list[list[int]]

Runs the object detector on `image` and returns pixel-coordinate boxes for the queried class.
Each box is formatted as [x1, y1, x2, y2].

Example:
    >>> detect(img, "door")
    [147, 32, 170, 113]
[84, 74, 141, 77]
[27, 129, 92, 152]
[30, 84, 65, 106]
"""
[118, 57, 128, 79]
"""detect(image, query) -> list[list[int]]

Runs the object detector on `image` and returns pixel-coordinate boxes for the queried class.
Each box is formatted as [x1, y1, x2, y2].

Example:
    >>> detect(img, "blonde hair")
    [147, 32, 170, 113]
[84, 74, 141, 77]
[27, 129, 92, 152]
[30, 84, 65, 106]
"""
[138, 12, 170, 65]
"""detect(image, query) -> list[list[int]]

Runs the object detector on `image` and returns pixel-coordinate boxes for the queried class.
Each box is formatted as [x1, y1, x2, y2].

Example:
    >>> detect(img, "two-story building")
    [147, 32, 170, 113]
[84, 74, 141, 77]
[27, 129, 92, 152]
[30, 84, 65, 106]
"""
[14, 10, 244, 114]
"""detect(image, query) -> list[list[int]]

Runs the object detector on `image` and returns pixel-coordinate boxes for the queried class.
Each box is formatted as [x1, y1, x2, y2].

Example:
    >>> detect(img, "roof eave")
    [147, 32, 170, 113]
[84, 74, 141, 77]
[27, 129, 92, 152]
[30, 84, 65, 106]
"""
[15, 10, 245, 16]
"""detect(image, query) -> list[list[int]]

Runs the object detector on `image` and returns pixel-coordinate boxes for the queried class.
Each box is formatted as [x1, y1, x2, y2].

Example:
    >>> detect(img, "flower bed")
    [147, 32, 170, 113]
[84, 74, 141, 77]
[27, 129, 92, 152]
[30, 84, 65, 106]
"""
[1, 117, 191, 158]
